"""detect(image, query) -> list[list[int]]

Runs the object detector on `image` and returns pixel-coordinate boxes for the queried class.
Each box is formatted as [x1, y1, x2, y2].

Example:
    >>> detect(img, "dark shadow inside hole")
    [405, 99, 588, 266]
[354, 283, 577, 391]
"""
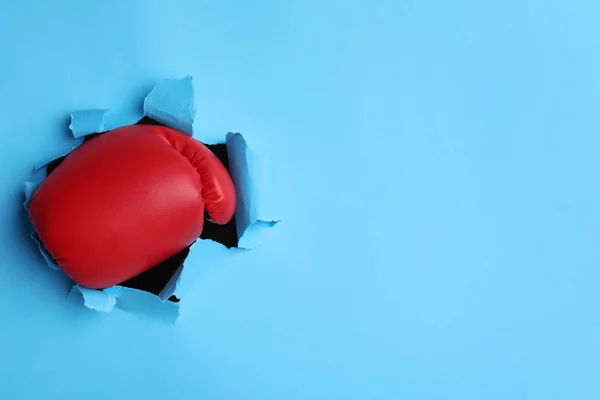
[43, 118, 239, 302]
[118, 246, 190, 303]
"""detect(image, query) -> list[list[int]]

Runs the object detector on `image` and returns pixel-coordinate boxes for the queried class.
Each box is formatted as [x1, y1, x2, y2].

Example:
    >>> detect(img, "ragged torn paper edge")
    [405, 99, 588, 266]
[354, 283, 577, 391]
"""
[226, 132, 280, 249]
[23, 75, 280, 319]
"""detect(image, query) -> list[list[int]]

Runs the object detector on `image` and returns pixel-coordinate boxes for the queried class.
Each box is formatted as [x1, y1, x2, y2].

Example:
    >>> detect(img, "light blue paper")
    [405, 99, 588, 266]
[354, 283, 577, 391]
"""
[22, 182, 38, 211]
[69, 108, 143, 138]
[23, 182, 60, 271]
[68, 109, 109, 137]
[33, 138, 84, 172]
[172, 238, 242, 301]
[159, 263, 184, 302]
[30, 233, 60, 271]
[143, 76, 196, 135]
[70, 285, 119, 313]
[111, 287, 180, 324]
[69, 285, 178, 320]
[226, 132, 280, 249]
[66, 76, 195, 139]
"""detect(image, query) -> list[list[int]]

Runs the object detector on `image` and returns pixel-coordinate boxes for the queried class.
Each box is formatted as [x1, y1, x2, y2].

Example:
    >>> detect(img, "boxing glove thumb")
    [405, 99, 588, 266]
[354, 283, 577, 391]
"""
[158, 127, 237, 225]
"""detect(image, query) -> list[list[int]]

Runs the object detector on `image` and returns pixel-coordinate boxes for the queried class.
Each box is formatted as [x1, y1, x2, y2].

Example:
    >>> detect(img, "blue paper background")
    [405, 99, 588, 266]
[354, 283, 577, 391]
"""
[1, 0, 599, 399]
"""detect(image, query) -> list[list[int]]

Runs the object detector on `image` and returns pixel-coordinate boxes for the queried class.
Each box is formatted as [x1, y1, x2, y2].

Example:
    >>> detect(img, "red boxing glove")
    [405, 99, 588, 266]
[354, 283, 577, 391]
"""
[28, 124, 236, 289]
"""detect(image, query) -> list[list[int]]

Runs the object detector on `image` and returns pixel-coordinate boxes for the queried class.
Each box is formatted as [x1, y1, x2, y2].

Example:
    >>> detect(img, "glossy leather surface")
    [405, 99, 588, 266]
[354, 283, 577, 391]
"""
[29, 125, 236, 289]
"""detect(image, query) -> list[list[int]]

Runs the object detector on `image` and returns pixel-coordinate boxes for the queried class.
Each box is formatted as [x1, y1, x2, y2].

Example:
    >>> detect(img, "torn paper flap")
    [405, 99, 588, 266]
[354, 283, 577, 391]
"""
[23, 183, 62, 271]
[226, 132, 281, 249]
[70, 284, 180, 322]
[69, 285, 119, 313]
[159, 263, 184, 302]
[30, 233, 60, 271]
[22, 182, 38, 211]
[143, 76, 196, 135]
[33, 138, 84, 172]
[69, 109, 109, 137]
[69, 108, 144, 139]
[172, 239, 243, 301]
[69, 77, 195, 139]
[112, 287, 180, 324]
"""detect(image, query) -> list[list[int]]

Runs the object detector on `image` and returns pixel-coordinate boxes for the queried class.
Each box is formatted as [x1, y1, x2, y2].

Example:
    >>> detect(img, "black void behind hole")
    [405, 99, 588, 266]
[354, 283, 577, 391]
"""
[43, 118, 239, 301]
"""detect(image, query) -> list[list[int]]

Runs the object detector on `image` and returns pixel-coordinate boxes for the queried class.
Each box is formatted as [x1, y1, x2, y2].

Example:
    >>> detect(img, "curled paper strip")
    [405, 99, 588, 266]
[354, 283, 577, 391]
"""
[143, 76, 196, 135]
[226, 133, 280, 249]
[68, 109, 110, 138]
